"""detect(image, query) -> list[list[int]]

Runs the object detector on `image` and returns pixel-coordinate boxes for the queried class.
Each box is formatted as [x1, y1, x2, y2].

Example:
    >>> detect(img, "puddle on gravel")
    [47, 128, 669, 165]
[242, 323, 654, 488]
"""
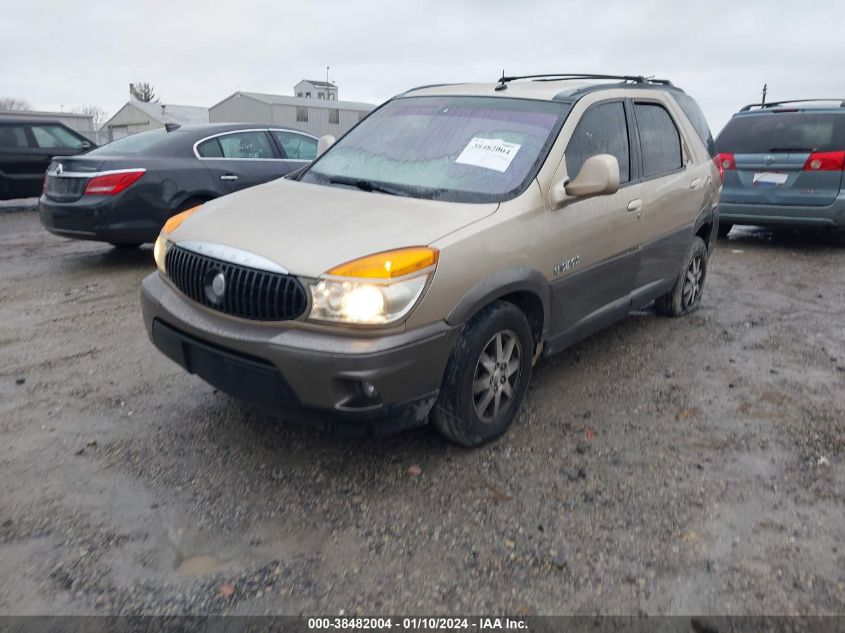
[175, 554, 225, 577]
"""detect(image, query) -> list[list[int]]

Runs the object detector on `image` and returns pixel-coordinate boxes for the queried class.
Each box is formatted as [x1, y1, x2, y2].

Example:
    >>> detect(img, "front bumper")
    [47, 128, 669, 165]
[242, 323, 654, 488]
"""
[141, 273, 459, 435]
[719, 197, 845, 229]
[39, 195, 163, 244]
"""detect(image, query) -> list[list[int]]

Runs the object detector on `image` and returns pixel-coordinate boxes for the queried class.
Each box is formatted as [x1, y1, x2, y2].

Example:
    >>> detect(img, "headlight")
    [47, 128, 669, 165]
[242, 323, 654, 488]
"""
[308, 275, 428, 324]
[152, 204, 204, 273]
[153, 234, 170, 273]
[307, 247, 437, 325]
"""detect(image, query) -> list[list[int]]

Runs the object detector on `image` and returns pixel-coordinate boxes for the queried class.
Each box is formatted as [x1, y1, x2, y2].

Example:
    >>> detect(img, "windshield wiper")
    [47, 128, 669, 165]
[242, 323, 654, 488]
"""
[328, 176, 408, 197]
[768, 146, 815, 153]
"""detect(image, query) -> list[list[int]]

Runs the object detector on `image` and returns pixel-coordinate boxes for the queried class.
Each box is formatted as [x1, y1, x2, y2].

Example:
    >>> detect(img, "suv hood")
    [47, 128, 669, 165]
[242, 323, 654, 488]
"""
[170, 178, 498, 277]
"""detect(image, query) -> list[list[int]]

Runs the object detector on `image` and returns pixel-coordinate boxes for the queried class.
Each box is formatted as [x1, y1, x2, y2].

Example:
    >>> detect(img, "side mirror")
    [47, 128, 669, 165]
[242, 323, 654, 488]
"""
[317, 135, 336, 156]
[551, 154, 620, 206]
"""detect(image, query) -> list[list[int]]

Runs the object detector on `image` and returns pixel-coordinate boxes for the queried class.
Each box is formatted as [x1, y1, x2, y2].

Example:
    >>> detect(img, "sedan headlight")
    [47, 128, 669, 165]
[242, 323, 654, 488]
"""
[307, 247, 437, 325]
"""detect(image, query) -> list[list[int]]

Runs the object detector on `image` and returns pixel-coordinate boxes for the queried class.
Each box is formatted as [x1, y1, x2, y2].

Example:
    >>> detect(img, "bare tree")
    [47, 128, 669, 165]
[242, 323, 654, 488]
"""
[0, 97, 31, 111]
[75, 105, 108, 128]
[130, 82, 157, 103]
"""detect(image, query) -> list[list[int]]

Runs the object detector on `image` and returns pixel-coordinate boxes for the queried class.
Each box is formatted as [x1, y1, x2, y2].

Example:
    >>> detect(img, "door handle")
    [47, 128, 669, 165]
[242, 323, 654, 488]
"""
[690, 178, 701, 190]
[626, 199, 642, 213]
[220, 174, 238, 181]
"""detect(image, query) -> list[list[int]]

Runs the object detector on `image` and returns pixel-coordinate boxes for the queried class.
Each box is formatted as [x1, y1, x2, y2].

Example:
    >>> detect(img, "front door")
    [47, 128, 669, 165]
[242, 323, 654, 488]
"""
[548, 99, 643, 342]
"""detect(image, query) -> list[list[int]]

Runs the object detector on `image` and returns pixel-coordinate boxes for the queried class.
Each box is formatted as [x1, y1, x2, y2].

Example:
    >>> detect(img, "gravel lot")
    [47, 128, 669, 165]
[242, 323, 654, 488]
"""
[0, 207, 843, 616]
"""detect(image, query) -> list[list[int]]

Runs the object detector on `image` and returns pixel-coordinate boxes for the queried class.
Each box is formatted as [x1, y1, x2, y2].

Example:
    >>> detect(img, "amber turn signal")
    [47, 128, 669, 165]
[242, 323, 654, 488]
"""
[162, 205, 202, 235]
[327, 247, 438, 279]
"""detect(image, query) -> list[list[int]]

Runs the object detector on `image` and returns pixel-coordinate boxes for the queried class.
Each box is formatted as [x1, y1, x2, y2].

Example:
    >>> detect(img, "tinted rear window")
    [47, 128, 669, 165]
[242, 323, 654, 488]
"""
[716, 112, 845, 154]
[88, 129, 168, 155]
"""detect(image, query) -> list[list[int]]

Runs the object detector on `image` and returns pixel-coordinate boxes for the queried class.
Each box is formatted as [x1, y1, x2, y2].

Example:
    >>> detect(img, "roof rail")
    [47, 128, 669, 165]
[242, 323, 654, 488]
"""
[495, 73, 672, 91]
[740, 98, 845, 111]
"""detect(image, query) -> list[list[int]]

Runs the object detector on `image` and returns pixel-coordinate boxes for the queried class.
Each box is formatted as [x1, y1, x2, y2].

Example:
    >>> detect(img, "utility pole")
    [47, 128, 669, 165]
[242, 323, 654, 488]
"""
[761, 83, 768, 106]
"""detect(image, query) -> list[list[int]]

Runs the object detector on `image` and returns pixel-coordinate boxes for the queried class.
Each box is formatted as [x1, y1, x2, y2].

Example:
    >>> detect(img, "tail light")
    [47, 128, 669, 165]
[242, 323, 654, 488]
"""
[802, 151, 845, 171]
[714, 153, 735, 181]
[84, 169, 145, 196]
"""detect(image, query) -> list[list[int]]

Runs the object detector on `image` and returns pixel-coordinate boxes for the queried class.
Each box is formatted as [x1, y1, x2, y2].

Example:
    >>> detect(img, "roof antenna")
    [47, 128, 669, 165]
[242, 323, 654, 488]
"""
[495, 69, 508, 91]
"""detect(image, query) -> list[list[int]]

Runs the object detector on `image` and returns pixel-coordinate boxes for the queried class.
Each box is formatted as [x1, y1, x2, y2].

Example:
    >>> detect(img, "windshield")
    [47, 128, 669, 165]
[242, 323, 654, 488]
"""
[88, 128, 169, 156]
[301, 95, 569, 203]
[716, 112, 845, 154]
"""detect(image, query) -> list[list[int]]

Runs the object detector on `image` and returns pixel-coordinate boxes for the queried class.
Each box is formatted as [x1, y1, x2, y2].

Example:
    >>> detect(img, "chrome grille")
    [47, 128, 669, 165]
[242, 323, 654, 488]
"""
[165, 245, 308, 321]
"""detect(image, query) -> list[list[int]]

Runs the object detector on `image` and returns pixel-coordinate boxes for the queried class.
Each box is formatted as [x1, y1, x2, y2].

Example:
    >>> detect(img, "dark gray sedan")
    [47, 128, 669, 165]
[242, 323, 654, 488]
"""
[39, 123, 318, 247]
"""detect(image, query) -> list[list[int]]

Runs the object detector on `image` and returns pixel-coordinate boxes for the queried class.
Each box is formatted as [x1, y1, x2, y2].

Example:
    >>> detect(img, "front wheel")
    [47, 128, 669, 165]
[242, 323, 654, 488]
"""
[431, 301, 534, 447]
[655, 236, 708, 317]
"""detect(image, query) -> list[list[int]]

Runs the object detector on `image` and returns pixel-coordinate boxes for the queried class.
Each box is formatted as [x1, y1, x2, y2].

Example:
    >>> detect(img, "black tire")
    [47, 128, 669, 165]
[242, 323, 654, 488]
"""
[655, 236, 708, 317]
[109, 242, 142, 250]
[717, 222, 733, 238]
[431, 301, 534, 447]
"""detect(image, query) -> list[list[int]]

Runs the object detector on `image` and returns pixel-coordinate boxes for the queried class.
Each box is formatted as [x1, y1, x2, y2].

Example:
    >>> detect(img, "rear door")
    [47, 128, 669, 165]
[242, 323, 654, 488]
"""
[634, 100, 706, 293]
[716, 111, 845, 207]
[0, 123, 46, 198]
[196, 129, 293, 194]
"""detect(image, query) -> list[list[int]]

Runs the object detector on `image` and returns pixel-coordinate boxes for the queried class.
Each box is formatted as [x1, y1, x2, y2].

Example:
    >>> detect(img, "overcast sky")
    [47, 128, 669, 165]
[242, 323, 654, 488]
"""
[2, 0, 843, 133]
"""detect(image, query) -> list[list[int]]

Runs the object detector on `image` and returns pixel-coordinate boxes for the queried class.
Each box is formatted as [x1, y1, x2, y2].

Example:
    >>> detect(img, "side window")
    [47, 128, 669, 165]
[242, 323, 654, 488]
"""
[272, 131, 317, 160]
[196, 138, 223, 157]
[216, 131, 274, 159]
[565, 101, 630, 183]
[0, 125, 31, 148]
[31, 125, 86, 149]
[635, 103, 683, 177]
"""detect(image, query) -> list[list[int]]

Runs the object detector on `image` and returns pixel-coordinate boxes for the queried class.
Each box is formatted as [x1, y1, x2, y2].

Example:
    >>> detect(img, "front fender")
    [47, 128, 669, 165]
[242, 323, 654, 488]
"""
[445, 267, 550, 334]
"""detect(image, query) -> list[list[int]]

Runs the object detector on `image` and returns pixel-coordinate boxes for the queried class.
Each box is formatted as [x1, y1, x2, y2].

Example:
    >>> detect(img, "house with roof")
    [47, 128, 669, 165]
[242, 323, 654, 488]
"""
[100, 86, 209, 141]
[294, 79, 338, 101]
[209, 84, 375, 138]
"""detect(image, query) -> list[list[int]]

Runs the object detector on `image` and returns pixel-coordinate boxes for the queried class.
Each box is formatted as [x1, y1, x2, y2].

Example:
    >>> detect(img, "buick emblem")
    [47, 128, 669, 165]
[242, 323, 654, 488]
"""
[55, 163, 63, 175]
[763, 155, 775, 165]
[204, 270, 227, 304]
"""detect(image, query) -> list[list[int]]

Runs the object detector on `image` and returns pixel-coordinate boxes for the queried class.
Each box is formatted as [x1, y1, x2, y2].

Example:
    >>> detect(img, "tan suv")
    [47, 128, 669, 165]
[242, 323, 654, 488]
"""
[141, 73, 721, 446]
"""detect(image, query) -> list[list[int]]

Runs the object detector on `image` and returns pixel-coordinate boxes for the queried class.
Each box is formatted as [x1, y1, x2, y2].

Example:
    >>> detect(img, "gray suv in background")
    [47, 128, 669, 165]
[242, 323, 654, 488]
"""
[715, 99, 845, 236]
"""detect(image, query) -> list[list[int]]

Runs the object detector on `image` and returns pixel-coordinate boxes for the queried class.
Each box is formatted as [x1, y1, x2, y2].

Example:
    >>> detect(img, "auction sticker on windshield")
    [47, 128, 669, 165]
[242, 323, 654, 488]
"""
[455, 137, 521, 173]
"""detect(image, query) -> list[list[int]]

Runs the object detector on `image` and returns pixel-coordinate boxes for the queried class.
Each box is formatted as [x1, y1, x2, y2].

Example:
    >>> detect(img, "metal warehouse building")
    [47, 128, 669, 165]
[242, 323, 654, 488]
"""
[100, 95, 208, 142]
[209, 91, 375, 138]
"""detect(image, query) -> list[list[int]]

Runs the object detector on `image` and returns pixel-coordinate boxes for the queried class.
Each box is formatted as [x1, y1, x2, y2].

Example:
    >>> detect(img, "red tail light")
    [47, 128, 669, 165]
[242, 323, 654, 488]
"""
[84, 169, 145, 196]
[715, 153, 735, 181]
[802, 151, 845, 171]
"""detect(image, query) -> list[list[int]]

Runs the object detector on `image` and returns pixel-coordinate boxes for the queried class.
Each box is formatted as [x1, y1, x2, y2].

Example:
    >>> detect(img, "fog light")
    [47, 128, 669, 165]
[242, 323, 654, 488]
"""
[361, 381, 379, 398]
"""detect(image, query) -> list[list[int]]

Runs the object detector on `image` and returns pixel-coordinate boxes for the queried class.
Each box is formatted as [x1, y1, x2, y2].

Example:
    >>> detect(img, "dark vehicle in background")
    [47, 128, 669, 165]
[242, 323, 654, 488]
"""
[39, 124, 318, 248]
[0, 119, 94, 200]
[715, 99, 845, 236]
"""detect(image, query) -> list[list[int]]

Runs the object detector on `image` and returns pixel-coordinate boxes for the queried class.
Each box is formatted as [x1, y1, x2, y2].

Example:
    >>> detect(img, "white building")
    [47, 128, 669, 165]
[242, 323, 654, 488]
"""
[209, 90, 375, 138]
[100, 90, 208, 141]
[294, 79, 338, 101]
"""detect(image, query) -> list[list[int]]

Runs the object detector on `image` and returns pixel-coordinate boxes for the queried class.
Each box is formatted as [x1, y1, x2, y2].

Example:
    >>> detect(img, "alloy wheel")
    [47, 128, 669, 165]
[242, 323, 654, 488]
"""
[472, 329, 522, 423]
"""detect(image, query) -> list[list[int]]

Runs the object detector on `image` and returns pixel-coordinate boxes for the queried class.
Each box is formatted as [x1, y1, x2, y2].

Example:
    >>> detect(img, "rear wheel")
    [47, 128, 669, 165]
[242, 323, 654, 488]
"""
[431, 301, 533, 447]
[655, 236, 708, 317]
[717, 222, 733, 238]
